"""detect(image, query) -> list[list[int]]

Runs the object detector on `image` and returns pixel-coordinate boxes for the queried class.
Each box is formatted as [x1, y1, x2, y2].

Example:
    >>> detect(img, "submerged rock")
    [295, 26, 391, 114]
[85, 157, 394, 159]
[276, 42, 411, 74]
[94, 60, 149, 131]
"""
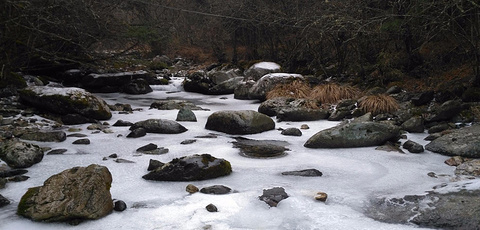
[259, 187, 289, 207]
[403, 140, 424, 153]
[304, 122, 400, 148]
[142, 154, 232, 181]
[232, 137, 289, 158]
[200, 185, 231, 195]
[281, 169, 323, 177]
[205, 110, 275, 135]
[17, 164, 113, 222]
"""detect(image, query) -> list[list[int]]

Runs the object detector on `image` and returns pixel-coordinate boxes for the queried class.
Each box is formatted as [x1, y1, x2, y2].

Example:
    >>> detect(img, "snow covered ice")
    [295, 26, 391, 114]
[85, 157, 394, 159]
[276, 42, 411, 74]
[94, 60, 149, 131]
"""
[0, 77, 471, 230]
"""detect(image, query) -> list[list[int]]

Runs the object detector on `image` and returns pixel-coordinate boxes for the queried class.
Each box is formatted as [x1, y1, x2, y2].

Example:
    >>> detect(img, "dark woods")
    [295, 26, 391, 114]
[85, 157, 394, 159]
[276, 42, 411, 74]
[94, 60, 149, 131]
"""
[1, 0, 479, 86]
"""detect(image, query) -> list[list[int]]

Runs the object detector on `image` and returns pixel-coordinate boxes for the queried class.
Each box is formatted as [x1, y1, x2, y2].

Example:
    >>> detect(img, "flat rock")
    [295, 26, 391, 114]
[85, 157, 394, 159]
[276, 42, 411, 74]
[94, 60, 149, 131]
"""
[232, 137, 289, 158]
[259, 187, 289, 207]
[304, 122, 400, 148]
[425, 125, 480, 157]
[282, 169, 323, 177]
[200, 185, 232, 194]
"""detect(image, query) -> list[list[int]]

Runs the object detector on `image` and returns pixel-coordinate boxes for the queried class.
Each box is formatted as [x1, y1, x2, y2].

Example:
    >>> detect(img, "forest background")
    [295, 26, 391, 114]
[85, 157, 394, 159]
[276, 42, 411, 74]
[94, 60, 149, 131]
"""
[1, 0, 479, 92]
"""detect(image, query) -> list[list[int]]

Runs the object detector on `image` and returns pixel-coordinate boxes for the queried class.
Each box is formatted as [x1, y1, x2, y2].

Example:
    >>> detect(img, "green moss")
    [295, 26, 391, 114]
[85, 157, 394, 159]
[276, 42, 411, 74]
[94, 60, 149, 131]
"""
[17, 186, 40, 217]
[148, 61, 170, 71]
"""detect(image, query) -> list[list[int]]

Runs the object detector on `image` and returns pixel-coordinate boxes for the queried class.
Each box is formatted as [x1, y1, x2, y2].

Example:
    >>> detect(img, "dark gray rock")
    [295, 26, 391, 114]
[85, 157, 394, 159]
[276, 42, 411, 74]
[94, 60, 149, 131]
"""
[200, 185, 232, 195]
[113, 200, 127, 212]
[366, 190, 480, 229]
[304, 122, 400, 148]
[232, 137, 289, 158]
[142, 154, 232, 181]
[425, 125, 480, 157]
[259, 187, 289, 207]
[411, 91, 434, 106]
[181, 139, 197, 145]
[20, 131, 66, 142]
[281, 128, 302, 136]
[401, 116, 424, 133]
[0, 168, 28, 178]
[205, 110, 275, 135]
[150, 100, 206, 111]
[130, 119, 188, 134]
[113, 120, 133, 127]
[258, 97, 323, 120]
[147, 159, 164, 171]
[17, 164, 113, 222]
[61, 114, 95, 125]
[72, 138, 90, 145]
[277, 108, 329, 122]
[122, 78, 153, 95]
[19, 86, 112, 120]
[426, 100, 463, 122]
[281, 169, 323, 177]
[428, 123, 450, 134]
[387, 86, 402, 94]
[127, 128, 147, 138]
[206, 204, 218, 212]
[0, 194, 10, 207]
[8, 175, 29, 182]
[67, 133, 88, 138]
[114, 158, 135, 163]
[136, 143, 158, 152]
[0, 139, 44, 168]
[176, 108, 197, 122]
[0, 178, 6, 189]
[403, 140, 424, 153]
[47, 149, 68, 155]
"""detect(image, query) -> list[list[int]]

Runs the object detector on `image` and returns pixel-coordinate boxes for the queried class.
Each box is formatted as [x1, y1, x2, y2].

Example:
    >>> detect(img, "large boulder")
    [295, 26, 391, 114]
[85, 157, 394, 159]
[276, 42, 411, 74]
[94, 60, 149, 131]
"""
[244, 62, 281, 81]
[425, 125, 480, 158]
[142, 154, 232, 181]
[80, 70, 155, 93]
[130, 119, 188, 134]
[205, 110, 275, 135]
[17, 164, 113, 222]
[0, 139, 44, 168]
[19, 86, 111, 120]
[248, 73, 304, 101]
[425, 99, 463, 122]
[366, 190, 480, 229]
[183, 69, 243, 95]
[122, 78, 153, 95]
[304, 122, 400, 148]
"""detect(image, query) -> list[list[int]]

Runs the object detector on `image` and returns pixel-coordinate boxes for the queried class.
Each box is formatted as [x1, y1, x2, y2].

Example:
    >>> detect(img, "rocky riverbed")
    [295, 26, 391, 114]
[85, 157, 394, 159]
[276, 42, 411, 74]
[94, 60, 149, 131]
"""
[1, 66, 480, 229]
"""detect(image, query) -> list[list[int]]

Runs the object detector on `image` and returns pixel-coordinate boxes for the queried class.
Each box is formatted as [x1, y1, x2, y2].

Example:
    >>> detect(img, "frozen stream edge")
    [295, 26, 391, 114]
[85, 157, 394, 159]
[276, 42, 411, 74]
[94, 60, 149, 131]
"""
[0, 78, 474, 230]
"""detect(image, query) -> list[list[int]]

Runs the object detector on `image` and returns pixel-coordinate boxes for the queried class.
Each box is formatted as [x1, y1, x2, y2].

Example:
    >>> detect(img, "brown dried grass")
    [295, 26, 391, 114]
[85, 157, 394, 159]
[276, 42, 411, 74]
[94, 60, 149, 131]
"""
[266, 80, 312, 100]
[358, 94, 399, 115]
[310, 83, 361, 104]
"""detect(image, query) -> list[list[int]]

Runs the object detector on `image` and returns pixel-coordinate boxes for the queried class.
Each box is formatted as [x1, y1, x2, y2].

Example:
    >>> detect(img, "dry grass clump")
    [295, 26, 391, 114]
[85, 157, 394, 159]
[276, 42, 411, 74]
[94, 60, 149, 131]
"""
[358, 94, 399, 115]
[265, 80, 312, 100]
[310, 83, 361, 104]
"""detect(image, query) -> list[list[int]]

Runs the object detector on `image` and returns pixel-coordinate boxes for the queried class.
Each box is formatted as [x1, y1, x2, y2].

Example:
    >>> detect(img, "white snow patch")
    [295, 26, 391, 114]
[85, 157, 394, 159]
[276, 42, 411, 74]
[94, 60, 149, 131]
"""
[252, 62, 281, 70]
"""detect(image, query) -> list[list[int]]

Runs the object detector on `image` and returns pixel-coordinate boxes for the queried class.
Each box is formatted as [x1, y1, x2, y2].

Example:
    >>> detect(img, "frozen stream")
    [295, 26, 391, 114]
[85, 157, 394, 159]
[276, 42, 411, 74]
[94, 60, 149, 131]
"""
[0, 78, 467, 229]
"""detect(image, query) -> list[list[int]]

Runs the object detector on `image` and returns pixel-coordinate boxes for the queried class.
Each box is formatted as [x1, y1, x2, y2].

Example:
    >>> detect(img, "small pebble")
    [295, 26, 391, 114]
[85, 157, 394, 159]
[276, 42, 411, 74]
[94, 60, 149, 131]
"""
[314, 192, 328, 202]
